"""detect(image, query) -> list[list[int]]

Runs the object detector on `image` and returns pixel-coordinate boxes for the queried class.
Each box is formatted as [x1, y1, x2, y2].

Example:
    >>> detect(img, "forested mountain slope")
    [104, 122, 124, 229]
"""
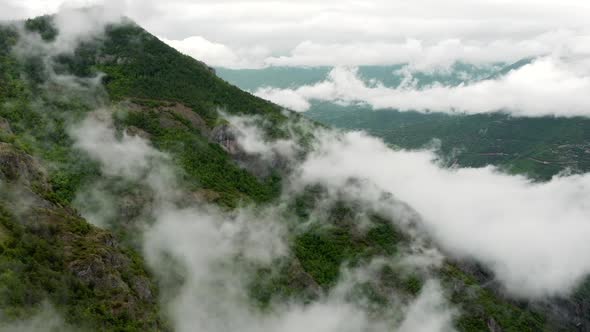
[0, 10, 587, 332]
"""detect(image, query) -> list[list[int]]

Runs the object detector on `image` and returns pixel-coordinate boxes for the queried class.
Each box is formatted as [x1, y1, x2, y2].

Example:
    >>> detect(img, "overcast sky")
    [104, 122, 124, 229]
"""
[3, 0, 590, 68]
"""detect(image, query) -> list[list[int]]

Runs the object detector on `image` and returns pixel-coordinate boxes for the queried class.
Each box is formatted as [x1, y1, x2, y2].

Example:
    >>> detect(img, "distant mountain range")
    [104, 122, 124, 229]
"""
[218, 61, 590, 180]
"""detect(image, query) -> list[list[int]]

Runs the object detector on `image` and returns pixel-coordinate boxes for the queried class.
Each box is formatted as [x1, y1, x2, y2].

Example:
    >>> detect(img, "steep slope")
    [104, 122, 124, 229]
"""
[0, 11, 585, 332]
[0, 21, 165, 331]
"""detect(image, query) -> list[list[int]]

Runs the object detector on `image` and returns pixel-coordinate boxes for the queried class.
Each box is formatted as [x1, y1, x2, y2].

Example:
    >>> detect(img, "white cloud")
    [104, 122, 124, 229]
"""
[226, 114, 299, 159]
[70, 110, 458, 332]
[145, 205, 455, 332]
[264, 37, 551, 69]
[255, 87, 311, 112]
[398, 281, 457, 332]
[13, 4, 124, 59]
[52, 3, 124, 53]
[255, 57, 590, 117]
[203, 114, 590, 298]
[70, 111, 166, 179]
[0, 303, 72, 332]
[291, 129, 590, 298]
[160, 36, 269, 69]
[3, 0, 590, 69]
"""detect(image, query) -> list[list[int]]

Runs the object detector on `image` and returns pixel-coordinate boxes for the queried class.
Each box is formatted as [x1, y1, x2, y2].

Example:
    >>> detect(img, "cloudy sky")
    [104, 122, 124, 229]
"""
[3, 0, 590, 68]
[4, 0, 590, 116]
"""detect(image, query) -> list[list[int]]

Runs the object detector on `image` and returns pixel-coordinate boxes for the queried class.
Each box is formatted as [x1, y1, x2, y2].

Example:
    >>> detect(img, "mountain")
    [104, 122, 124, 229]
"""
[216, 62, 507, 91]
[217, 63, 590, 181]
[305, 104, 590, 180]
[0, 10, 588, 331]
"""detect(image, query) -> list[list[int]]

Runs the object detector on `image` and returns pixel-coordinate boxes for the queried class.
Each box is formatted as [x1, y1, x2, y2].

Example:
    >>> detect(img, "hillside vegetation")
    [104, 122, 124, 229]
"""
[0, 13, 584, 331]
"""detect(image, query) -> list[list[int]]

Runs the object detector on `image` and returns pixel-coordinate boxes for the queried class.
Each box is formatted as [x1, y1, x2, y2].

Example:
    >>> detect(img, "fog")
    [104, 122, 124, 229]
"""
[290, 129, 590, 297]
[4, 3, 590, 331]
[255, 57, 590, 117]
[69, 113, 457, 332]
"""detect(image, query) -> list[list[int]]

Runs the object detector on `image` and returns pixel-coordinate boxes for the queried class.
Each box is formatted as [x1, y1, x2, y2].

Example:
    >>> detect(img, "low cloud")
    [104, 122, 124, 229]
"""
[226, 114, 299, 160]
[9, 4, 125, 106]
[264, 37, 544, 69]
[161, 29, 590, 70]
[52, 4, 124, 54]
[146, 206, 455, 332]
[255, 87, 311, 112]
[195, 113, 590, 298]
[398, 281, 457, 332]
[70, 111, 458, 332]
[255, 57, 590, 117]
[13, 4, 124, 57]
[70, 111, 167, 180]
[160, 36, 269, 69]
[291, 129, 590, 298]
[0, 303, 72, 332]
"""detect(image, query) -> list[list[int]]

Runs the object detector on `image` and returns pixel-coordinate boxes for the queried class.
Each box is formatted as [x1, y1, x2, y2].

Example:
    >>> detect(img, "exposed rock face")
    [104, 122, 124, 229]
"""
[532, 294, 590, 332]
[186, 189, 222, 204]
[0, 142, 48, 190]
[0, 117, 12, 134]
[210, 124, 281, 178]
[487, 318, 503, 332]
[69, 256, 130, 292]
[125, 100, 209, 134]
[125, 125, 151, 140]
[131, 276, 153, 301]
[158, 111, 187, 130]
[162, 103, 208, 134]
[210, 124, 240, 155]
[454, 258, 590, 331]
[95, 54, 130, 65]
[21, 195, 159, 326]
[288, 258, 322, 299]
[119, 189, 154, 221]
[0, 141, 161, 328]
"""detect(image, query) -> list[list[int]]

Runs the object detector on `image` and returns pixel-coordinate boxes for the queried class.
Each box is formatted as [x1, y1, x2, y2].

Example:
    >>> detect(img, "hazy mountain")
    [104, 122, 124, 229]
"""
[218, 62, 590, 180]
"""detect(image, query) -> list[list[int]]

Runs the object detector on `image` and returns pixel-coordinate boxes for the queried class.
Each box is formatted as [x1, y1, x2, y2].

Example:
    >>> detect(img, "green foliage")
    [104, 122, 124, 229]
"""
[402, 274, 423, 296]
[0, 205, 163, 330]
[441, 264, 546, 332]
[95, 24, 287, 127]
[0, 31, 102, 206]
[120, 109, 281, 207]
[248, 260, 319, 309]
[365, 216, 400, 256]
[24, 16, 58, 41]
[0, 95, 101, 205]
[295, 227, 358, 287]
[379, 265, 424, 296]
[0, 19, 166, 330]
[307, 104, 590, 180]
[0, 13, 575, 332]
[294, 208, 400, 287]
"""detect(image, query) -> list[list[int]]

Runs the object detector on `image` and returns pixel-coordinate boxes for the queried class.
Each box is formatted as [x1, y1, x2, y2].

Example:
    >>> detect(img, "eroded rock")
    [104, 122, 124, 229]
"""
[0, 142, 48, 190]
[487, 318, 503, 332]
[210, 124, 240, 154]
[0, 117, 12, 134]
[162, 103, 208, 134]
